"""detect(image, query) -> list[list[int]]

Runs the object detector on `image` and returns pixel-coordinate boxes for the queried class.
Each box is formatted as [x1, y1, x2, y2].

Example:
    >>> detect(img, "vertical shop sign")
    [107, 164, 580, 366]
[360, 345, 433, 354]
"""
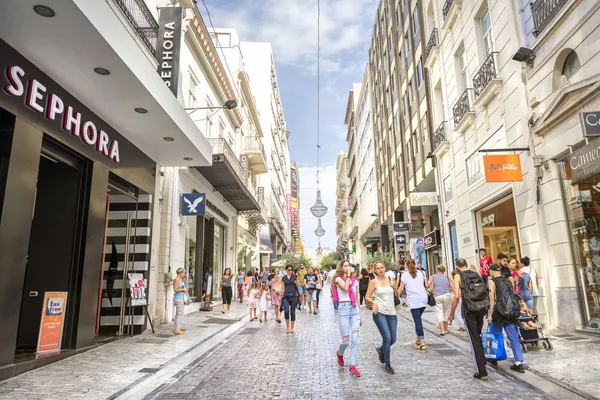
[239, 154, 249, 182]
[286, 193, 292, 216]
[291, 168, 298, 198]
[157, 7, 183, 96]
[37, 292, 68, 355]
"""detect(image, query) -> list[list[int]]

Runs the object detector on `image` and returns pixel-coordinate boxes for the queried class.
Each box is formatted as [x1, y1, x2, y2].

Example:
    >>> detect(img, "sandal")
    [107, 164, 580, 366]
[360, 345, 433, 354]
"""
[415, 340, 427, 351]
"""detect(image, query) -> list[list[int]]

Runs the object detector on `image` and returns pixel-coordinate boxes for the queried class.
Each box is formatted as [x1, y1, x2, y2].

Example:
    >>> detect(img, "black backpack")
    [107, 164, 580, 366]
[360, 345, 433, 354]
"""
[493, 277, 521, 320]
[460, 270, 489, 314]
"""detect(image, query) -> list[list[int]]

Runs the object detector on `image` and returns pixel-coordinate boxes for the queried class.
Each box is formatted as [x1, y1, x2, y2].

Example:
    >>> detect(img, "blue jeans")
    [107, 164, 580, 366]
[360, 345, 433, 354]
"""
[410, 307, 426, 339]
[372, 313, 397, 365]
[492, 321, 524, 363]
[338, 303, 360, 366]
[282, 295, 298, 321]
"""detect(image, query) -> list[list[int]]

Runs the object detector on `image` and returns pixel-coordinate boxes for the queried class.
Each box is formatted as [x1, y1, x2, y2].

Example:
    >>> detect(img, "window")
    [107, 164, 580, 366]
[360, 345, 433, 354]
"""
[562, 51, 581, 81]
[413, 9, 419, 36]
[412, 130, 419, 155]
[456, 48, 469, 92]
[411, 77, 417, 100]
[443, 175, 453, 203]
[466, 151, 483, 185]
[403, 94, 410, 115]
[481, 10, 493, 56]
[219, 122, 225, 138]
[187, 73, 199, 108]
[400, 45, 406, 69]
[416, 60, 423, 87]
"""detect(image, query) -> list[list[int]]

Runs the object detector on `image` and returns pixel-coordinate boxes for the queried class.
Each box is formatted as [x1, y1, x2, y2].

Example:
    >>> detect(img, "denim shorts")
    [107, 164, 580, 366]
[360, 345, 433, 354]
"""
[298, 285, 307, 295]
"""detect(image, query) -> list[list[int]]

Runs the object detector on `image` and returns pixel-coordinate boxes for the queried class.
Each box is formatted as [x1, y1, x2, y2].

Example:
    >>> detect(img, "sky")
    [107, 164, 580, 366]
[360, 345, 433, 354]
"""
[204, 0, 378, 249]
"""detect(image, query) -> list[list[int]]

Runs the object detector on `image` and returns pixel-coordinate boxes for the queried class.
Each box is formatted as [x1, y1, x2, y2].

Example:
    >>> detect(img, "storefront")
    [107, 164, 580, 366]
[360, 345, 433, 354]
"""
[424, 230, 442, 274]
[0, 39, 157, 378]
[476, 195, 521, 262]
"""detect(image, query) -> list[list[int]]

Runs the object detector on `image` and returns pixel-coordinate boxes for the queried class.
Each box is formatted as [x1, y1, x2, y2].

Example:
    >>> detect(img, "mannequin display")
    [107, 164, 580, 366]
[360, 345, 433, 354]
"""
[583, 238, 591, 255]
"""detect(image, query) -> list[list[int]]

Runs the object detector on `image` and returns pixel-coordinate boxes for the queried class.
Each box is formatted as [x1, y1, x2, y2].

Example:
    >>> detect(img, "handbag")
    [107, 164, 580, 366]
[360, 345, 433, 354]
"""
[427, 290, 437, 307]
[183, 293, 191, 305]
[481, 325, 507, 361]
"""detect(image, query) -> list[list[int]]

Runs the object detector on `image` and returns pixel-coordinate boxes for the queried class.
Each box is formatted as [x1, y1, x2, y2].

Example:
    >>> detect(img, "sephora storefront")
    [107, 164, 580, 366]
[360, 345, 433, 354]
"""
[0, 39, 158, 379]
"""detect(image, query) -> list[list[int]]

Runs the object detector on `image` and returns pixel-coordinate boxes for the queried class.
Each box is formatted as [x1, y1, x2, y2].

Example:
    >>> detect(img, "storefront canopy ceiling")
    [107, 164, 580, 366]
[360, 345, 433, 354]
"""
[0, 0, 213, 167]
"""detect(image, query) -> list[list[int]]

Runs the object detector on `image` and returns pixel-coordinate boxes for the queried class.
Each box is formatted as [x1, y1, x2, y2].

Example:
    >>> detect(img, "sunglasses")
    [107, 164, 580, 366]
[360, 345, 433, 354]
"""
[286, 268, 293, 271]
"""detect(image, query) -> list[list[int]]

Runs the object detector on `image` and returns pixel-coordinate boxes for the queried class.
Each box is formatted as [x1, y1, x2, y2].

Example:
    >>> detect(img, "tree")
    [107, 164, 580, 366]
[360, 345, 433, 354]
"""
[280, 253, 312, 271]
[319, 252, 339, 270]
[365, 250, 396, 270]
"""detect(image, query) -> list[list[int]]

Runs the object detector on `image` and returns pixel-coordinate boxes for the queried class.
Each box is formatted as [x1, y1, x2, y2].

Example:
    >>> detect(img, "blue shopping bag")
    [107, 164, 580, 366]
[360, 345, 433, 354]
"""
[481, 325, 507, 361]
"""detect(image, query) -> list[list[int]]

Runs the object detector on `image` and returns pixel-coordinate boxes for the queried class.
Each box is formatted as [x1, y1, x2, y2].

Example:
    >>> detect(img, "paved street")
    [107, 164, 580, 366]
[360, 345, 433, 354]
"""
[0, 287, 595, 400]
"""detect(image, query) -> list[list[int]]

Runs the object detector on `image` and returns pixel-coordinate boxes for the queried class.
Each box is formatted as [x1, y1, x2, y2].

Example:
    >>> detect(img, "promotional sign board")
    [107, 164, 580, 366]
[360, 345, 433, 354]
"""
[393, 222, 411, 232]
[128, 273, 147, 306]
[483, 155, 523, 182]
[181, 193, 205, 216]
[37, 292, 68, 355]
[424, 230, 441, 250]
[395, 234, 406, 244]
[567, 139, 600, 184]
[581, 111, 600, 137]
[157, 7, 182, 96]
[409, 192, 438, 206]
[411, 238, 427, 272]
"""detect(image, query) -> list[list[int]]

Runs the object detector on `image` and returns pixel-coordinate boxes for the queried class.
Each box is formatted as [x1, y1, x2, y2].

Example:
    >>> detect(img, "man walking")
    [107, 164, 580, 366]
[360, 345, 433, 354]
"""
[304, 267, 318, 314]
[497, 253, 511, 279]
[449, 258, 489, 381]
[488, 264, 526, 373]
[479, 248, 493, 288]
[297, 263, 308, 310]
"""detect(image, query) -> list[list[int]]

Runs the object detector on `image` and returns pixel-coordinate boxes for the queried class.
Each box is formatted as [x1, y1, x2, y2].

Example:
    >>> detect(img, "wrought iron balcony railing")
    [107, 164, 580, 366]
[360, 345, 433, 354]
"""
[473, 52, 498, 99]
[425, 29, 439, 60]
[453, 89, 473, 126]
[432, 121, 448, 151]
[115, 0, 159, 57]
[531, 0, 569, 38]
[442, 0, 455, 20]
[207, 138, 247, 187]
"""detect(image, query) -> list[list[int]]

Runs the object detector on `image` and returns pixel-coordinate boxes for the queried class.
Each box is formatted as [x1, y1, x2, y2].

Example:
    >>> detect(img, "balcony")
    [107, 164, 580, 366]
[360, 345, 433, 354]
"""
[531, 0, 569, 38]
[115, 0, 159, 58]
[424, 29, 440, 70]
[473, 52, 502, 107]
[432, 122, 450, 157]
[452, 89, 475, 134]
[196, 138, 260, 211]
[442, 0, 461, 31]
[244, 136, 268, 174]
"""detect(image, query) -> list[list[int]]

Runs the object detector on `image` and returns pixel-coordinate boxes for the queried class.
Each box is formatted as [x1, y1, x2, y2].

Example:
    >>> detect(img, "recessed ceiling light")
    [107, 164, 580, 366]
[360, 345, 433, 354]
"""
[94, 67, 110, 76]
[33, 5, 55, 18]
[183, 157, 193, 161]
[163, 137, 175, 142]
[134, 108, 148, 114]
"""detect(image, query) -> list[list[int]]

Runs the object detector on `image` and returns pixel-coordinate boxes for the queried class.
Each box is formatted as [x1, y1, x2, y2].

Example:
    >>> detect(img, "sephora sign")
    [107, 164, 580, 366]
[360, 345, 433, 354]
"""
[3, 65, 120, 162]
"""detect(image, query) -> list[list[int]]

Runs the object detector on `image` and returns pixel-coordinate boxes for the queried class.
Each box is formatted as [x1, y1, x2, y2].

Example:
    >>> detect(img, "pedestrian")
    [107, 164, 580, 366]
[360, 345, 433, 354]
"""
[268, 269, 275, 288]
[449, 258, 490, 381]
[258, 283, 270, 323]
[520, 256, 539, 312]
[479, 248, 493, 288]
[427, 265, 455, 335]
[260, 267, 269, 286]
[398, 265, 408, 307]
[328, 264, 339, 312]
[247, 284, 258, 321]
[509, 257, 522, 295]
[305, 267, 319, 314]
[450, 270, 465, 331]
[220, 268, 233, 314]
[488, 263, 526, 373]
[282, 264, 299, 333]
[333, 260, 361, 377]
[271, 275, 283, 323]
[245, 270, 255, 292]
[497, 253, 511, 279]
[396, 258, 429, 351]
[315, 268, 322, 309]
[358, 265, 371, 307]
[297, 263, 308, 310]
[237, 269, 245, 303]
[173, 267, 187, 335]
[365, 261, 397, 374]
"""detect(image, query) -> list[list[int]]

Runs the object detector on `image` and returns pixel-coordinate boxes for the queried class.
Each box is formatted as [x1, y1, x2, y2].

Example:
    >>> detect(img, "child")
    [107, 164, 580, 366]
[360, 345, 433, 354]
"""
[248, 285, 258, 321]
[258, 283, 271, 323]
[519, 301, 538, 330]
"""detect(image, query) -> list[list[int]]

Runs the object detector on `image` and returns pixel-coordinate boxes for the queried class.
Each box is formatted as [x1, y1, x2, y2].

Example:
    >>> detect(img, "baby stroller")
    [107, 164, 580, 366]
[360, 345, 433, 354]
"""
[516, 314, 553, 352]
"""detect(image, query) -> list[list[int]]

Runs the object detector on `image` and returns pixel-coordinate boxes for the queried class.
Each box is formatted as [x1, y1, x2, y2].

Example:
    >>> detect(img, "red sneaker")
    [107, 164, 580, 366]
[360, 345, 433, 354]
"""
[336, 351, 344, 367]
[349, 365, 361, 377]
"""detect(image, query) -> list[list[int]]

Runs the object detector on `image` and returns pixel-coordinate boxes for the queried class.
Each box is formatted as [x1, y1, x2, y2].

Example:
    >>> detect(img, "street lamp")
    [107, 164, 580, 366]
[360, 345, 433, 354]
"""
[185, 99, 238, 113]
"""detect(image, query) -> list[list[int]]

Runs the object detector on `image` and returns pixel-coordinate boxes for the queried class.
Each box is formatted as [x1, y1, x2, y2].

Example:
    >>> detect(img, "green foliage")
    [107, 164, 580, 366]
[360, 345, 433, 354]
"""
[365, 251, 396, 270]
[319, 252, 338, 270]
[280, 253, 313, 271]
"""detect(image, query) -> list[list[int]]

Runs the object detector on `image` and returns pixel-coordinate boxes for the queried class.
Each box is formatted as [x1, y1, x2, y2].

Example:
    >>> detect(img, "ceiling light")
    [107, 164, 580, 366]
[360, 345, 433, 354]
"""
[33, 5, 55, 17]
[94, 67, 110, 76]
[183, 157, 193, 161]
[134, 108, 148, 114]
[163, 137, 175, 142]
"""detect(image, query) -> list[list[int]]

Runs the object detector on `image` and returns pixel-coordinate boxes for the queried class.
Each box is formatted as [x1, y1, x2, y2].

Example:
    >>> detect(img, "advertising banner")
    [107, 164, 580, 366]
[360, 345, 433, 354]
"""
[286, 193, 292, 216]
[483, 155, 523, 182]
[291, 168, 298, 198]
[157, 7, 182, 96]
[411, 238, 427, 272]
[37, 292, 68, 355]
[128, 273, 147, 306]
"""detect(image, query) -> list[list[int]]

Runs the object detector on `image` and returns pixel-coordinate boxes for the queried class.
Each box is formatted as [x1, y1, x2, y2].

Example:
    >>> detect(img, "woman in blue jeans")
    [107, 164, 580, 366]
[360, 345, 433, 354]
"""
[281, 264, 299, 334]
[333, 260, 361, 377]
[397, 258, 429, 351]
[365, 261, 397, 374]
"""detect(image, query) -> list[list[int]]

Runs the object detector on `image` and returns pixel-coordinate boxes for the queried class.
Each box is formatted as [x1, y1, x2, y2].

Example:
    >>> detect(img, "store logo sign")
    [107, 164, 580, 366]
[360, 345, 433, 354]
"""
[483, 155, 522, 182]
[181, 193, 205, 216]
[157, 7, 182, 96]
[409, 192, 438, 206]
[568, 139, 600, 184]
[3, 66, 120, 162]
[581, 111, 600, 137]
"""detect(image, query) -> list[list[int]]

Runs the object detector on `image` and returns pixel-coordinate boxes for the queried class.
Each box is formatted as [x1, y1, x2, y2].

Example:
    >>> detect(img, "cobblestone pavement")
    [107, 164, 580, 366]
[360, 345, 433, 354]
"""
[151, 291, 551, 400]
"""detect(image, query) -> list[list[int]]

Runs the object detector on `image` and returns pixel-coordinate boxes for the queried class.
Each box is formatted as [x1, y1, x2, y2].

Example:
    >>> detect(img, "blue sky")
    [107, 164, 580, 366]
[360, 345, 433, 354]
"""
[205, 0, 378, 249]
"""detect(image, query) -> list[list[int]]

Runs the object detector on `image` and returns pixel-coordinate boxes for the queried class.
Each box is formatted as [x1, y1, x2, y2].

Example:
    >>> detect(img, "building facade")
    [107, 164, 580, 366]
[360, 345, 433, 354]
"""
[335, 151, 350, 256]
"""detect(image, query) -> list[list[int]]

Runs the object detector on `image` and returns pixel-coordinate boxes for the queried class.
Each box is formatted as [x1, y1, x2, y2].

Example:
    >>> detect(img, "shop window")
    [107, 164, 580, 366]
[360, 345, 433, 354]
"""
[477, 195, 520, 262]
[449, 221, 459, 267]
[184, 216, 198, 301]
[443, 175, 453, 203]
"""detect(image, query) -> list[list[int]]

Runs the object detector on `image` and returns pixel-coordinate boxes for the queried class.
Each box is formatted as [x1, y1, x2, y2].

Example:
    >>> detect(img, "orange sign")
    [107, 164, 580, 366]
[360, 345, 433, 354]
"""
[37, 292, 68, 355]
[483, 155, 523, 182]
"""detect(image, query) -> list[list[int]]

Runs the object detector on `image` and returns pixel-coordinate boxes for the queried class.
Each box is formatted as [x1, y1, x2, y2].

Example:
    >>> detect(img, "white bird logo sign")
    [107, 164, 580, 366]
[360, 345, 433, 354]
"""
[184, 195, 204, 214]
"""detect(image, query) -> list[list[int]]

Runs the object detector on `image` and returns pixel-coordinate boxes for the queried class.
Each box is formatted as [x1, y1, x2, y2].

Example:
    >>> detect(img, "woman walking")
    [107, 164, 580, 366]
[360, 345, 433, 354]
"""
[282, 264, 299, 334]
[509, 257, 522, 295]
[315, 269, 322, 309]
[236, 269, 245, 303]
[358, 265, 373, 307]
[271, 275, 283, 322]
[520, 256, 538, 312]
[365, 261, 397, 374]
[173, 268, 187, 335]
[221, 268, 233, 314]
[427, 265, 455, 335]
[396, 259, 429, 351]
[333, 260, 361, 377]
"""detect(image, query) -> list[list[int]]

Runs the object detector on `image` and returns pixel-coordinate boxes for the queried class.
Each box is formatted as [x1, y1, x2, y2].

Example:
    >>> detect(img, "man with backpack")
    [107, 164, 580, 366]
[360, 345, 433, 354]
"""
[449, 258, 489, 381]
[488, 263, 526, 373]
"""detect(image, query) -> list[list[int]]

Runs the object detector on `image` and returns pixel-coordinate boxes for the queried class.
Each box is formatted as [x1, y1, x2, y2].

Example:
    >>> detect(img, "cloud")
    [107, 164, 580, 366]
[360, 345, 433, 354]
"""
[297, 163, 338, 248]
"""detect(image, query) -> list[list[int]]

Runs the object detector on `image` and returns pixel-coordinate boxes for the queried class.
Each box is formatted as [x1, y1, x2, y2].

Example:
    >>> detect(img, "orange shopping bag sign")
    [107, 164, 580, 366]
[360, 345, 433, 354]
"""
[483, 155, 523, 182]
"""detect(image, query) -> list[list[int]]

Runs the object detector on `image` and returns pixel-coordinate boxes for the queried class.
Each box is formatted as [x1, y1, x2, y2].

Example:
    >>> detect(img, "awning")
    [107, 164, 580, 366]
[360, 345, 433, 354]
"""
[259, 226, 273, 254]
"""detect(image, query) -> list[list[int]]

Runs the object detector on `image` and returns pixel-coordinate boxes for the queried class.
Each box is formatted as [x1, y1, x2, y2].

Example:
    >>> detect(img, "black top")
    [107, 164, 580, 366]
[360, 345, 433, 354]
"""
[282, 274, 298, 296]
[500, 266, 511, 279]
[359, 269, 371, 290]
[268, 273, 275, 282]
[305, 273, 318, 290]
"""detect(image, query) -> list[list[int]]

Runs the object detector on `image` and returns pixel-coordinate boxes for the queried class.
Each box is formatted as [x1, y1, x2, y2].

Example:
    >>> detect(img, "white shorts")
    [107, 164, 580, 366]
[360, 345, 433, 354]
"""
[434, 292, 454, 323]
[307, 289, 318, 302]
